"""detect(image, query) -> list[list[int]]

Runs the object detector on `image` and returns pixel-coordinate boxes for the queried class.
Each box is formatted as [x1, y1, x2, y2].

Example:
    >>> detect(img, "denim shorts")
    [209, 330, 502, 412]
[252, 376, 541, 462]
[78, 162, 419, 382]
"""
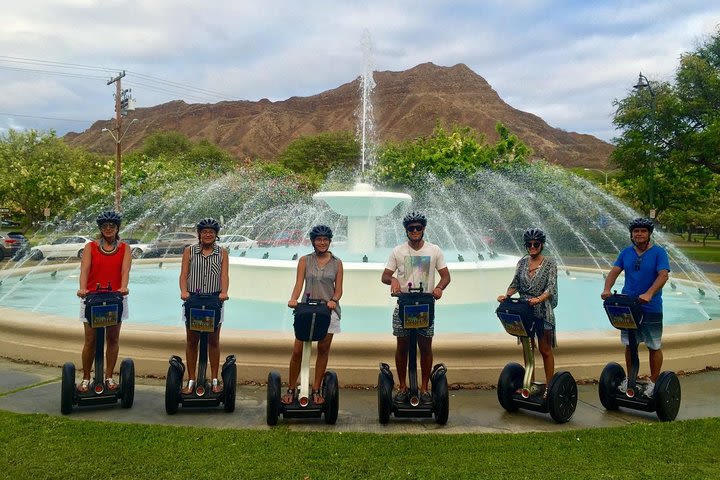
[392, 305, 434, 337]
[621, 312, 663, 350]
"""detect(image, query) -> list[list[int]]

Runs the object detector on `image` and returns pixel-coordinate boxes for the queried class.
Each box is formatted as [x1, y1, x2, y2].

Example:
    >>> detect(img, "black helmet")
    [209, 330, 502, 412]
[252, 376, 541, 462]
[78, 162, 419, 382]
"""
[309, 224, 333, 241]
[196, 218, 220, 233]
[629, 217, 654, 233]
[523, 228, 546, 244]
[402, 211, 427, 228]
[96, 210, 121, 228]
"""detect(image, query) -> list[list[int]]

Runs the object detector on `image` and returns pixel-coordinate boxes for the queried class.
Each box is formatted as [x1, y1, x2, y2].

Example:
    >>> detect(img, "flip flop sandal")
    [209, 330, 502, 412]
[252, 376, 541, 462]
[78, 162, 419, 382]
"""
[211, 378, 223, 393]
[77, 379, 90, 393]
[182, 379, 195, 394]
[312, 389, 325, 405]
[281, 388, 296, 405]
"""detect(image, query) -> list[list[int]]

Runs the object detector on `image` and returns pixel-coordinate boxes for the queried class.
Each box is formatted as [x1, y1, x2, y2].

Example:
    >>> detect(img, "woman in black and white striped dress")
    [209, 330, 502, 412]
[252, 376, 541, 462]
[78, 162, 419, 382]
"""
[179, 218, 229, 394]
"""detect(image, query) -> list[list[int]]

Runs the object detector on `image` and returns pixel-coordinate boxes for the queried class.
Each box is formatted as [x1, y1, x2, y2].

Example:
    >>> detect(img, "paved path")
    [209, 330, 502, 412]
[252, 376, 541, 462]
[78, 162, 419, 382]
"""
[1, 358, 718, 434]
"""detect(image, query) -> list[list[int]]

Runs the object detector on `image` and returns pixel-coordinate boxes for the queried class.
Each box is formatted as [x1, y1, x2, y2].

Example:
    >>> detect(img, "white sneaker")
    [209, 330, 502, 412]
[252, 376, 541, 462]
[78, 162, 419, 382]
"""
[644, 380, 655, 398]
[618, 377, 628, 393]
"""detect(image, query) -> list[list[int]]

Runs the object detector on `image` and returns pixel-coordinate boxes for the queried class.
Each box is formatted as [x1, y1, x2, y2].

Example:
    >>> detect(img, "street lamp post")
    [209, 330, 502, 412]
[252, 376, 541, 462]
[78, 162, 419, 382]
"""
[633, 72, 657, 218]
[583, 168, 618, 186]
[102, 118, 138, 212]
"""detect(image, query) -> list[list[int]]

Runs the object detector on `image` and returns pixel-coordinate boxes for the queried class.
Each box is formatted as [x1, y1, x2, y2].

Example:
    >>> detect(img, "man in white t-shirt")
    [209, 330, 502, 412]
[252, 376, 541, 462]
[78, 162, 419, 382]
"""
[381, 211, 451, 404]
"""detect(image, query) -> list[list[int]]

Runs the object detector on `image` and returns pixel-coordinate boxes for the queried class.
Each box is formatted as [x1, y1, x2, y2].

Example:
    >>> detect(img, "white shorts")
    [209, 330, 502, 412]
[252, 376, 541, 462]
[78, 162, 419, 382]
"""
[327, 310, 341, 334]
[80, 296, 128, 323]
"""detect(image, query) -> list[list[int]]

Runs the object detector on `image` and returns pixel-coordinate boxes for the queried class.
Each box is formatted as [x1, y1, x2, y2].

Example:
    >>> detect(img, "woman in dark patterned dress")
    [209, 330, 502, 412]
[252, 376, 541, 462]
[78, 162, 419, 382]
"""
[497, 228, 558, 396]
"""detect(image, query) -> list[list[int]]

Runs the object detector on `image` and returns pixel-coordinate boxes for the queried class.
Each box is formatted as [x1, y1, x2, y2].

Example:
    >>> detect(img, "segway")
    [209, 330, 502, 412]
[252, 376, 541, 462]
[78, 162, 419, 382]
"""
[377, 284, 449, 425]
[165, 293, 236, 414]
[598, 293, 681, 421]
[61, 283, 135, 414]
[266, 297, 339, 425]
[496, 298, 577, 423]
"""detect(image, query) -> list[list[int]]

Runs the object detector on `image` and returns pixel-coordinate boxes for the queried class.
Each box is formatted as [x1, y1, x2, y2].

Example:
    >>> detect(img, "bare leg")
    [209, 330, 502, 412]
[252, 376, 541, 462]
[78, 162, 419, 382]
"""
[538, 330, 554, 386]
[282, 339, 303, 404]
[418, 335, 433, 393]
[81, 323, 96, 381]
[104, 323, 122, 382]
[395, 336, 409, 392]
[648, 348, 663, 382]
[209, 326, 221, 392]
[183, 329, 200, 393]
[312, 333, 334, 403]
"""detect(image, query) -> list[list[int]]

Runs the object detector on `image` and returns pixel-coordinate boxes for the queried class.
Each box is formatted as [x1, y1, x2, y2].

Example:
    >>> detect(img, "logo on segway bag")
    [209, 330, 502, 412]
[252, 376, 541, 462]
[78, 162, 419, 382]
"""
[605, 305, 638, 330]
[189, 308, 216, 332]
[89, 304, 119, 328]
[403, 304, 430, 329]
[497, 312, 529, 337]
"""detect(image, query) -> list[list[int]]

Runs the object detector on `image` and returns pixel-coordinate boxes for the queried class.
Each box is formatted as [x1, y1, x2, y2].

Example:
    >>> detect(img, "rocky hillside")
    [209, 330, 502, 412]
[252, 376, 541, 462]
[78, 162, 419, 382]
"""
[65, 62, 613, 168]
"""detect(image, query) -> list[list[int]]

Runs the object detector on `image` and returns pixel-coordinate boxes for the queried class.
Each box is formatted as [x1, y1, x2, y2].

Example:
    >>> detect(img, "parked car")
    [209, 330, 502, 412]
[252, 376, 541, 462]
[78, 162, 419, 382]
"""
[217, 234, 257, 251]
[142, 232, 197, 257]
[256, 229, 307, 248]
[29, 235, 93, 260]
[123, 238, 152, 259]
[0, 231, 29, 261]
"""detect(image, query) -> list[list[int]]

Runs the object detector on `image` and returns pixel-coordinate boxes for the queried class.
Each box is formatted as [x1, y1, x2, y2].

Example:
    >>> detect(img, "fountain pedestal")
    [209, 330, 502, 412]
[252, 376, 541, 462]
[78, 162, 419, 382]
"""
[312, 183, 410, 254]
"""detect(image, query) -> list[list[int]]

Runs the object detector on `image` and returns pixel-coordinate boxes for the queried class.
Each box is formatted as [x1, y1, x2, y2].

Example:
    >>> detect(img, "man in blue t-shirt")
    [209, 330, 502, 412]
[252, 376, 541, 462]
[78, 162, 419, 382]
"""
[601, 218, 670, 396]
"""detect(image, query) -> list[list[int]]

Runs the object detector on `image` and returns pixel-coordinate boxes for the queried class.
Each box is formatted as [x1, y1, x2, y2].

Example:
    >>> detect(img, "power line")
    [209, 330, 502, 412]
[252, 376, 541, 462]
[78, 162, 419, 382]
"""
[0, 112, 95, 123]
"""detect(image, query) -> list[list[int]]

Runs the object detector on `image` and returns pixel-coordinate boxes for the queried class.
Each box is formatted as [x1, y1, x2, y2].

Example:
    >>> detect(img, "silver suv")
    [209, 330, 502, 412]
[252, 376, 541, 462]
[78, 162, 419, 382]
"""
[0, 231, 29, 261]
[142, 232, 197, 257]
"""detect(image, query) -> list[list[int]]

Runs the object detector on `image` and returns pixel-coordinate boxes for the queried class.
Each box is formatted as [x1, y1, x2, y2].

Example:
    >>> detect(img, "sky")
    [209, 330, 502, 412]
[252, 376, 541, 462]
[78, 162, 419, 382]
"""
[1, 0, 719, 143]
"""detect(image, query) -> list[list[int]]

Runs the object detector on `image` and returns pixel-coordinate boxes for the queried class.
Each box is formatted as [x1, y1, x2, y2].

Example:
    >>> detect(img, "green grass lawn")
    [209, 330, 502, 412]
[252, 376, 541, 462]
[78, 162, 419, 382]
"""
[1, 410, 718, 479]
[675, 244, 720, 263]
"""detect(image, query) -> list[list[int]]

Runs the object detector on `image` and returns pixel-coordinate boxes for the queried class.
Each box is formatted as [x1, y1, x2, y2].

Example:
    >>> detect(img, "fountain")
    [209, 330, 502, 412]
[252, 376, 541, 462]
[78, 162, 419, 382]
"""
[1, 33, 720, 384]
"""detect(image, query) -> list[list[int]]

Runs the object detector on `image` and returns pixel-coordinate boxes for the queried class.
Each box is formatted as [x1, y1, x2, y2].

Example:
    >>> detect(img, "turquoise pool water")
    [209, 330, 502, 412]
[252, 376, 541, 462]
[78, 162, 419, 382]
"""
[1, 265, 717, 334]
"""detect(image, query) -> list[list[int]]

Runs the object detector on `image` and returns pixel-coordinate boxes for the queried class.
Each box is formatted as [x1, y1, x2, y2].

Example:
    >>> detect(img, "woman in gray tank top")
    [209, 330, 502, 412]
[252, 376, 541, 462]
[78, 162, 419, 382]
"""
[284, 225, 344, 405]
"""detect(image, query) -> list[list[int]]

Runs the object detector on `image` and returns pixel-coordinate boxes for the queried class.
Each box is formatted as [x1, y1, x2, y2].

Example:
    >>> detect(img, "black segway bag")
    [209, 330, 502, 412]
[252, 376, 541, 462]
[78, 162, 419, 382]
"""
[293, 300, 331, 341]
[84, 291, 124, 328]
[496, 298, 535, 337]
[183, 294, 222, 333]
[397, 291, 435, 329]
[603, 293, 643, 330]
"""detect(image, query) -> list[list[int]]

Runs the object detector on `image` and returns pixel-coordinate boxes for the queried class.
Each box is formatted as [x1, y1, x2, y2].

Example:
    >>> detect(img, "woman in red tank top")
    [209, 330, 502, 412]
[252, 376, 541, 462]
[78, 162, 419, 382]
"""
[75, 211, 132, 393]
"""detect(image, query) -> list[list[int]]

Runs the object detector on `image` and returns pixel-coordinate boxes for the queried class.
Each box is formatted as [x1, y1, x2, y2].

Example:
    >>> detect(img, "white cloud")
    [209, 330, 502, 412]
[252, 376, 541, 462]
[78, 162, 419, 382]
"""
[1, 0, 719, 141]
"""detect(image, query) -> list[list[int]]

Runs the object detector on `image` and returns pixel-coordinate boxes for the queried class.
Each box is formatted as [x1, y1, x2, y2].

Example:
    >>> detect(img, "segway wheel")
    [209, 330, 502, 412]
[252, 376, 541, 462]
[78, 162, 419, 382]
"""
[119, 358, 135, 408]
[322, 371, 339, 425]
[223, 363, 237, 413]
[599, 362, 625, 411]
[377, 370, 393, 424]
[165, 364, 182, 415]
[655, 371, 681, 422]
[547, 371, 577, 423]
[432, 373, 449, 425]
[60, 362, 76, 415]
[266, 371, 281, 426]
[497, 362, 524, 412]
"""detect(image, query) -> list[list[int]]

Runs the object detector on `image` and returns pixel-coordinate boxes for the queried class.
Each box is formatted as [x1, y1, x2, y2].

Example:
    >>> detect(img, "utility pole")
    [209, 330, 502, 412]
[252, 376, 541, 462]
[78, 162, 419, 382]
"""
[107, 71, 126, 212]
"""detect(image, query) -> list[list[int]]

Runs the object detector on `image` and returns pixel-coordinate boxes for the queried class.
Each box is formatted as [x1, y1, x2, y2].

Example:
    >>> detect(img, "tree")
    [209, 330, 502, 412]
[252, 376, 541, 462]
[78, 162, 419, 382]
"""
[278, 131, 360, 177]
[371, 122, 531, 187]
[612, 28, 720, 220]
[0, 130, 107, 225]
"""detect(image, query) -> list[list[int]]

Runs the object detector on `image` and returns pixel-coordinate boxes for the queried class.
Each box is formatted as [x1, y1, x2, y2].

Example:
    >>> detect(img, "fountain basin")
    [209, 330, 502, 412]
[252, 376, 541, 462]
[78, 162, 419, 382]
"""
[227, 255, 518, 306]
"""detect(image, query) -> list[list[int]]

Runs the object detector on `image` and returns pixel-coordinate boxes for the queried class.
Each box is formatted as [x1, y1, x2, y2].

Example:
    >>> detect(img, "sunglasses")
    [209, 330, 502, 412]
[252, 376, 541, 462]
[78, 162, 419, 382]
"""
[525, 241, 542, 249]
[406, 225, 424, 233]
[100, 222, 117, 230]
[634, 256, 643, 271]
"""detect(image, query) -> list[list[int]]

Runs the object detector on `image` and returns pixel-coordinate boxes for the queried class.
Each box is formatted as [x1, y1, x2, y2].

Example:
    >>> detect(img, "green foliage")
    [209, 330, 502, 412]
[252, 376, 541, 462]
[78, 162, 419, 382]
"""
[0, 129, 108, 225]
[612, 27, 720, 230]
[278, 131, 360, 177]
[371, 122, 531, 187]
